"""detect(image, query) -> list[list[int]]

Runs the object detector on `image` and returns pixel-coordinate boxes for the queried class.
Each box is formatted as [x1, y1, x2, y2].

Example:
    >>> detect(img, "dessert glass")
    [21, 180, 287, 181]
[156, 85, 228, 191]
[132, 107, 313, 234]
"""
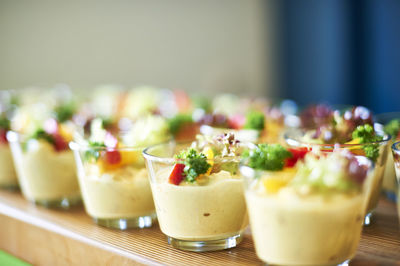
[7, 131, 81, 208]
[391, 141, 400, 221]
[240, 157, 373, 265]
[142, 141, 248, 252]
[375, 112, 400, 202]
[0, 141, 18, 190]
[70, 142, 156, 229]
[284, 129, 390, 225]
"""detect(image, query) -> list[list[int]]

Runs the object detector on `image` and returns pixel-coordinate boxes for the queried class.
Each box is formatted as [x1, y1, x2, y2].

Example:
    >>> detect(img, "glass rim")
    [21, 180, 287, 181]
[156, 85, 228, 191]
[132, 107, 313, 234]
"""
[69, 140, 154, 152]
[392, 141, 400, 154]
[142, 140, 249, 164]
[284, 128, 391, 148]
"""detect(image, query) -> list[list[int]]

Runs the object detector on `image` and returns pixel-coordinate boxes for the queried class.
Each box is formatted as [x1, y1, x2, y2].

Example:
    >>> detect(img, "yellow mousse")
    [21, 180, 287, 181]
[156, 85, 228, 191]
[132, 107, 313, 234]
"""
[0, 144, 18, 188]
[13, 141, 80, 201]
[78, 164, 155, 219]
[151, 167, 248, 241]
[245, 168, 365, 265]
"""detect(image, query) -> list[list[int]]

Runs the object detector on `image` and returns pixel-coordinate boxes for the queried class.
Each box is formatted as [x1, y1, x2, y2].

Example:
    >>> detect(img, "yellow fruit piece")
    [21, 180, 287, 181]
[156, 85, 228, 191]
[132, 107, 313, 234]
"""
[59, 124, 74, 142]
[262, 168, 296, 194]
[263, 177, 289, 194]
[120, 150, 138, 166]
[203, 147, 214, 175]
[344, 138, 365, 156]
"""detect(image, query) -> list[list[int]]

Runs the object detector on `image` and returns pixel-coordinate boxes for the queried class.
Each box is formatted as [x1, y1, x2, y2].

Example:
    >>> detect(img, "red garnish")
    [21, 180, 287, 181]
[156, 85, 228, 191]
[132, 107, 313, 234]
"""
[168, 163, 185, 185]
[53, 133, 69, 151]
[0, 129, 8, 144]
[105, 149, 122, 165]
[285, 147, 309, 167]
[228, 114, 246, 130]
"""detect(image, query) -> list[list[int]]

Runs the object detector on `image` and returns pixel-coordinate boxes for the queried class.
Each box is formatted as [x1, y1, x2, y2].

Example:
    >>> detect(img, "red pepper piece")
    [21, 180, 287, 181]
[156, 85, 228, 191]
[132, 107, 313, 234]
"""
[0, 129, 7, 144]
[105, 149, 122, 165]
[53, 133, 69, 151]
[285, 147, 309, 167]
[228, 114, 246, 130]
[168, 163, 185, 185]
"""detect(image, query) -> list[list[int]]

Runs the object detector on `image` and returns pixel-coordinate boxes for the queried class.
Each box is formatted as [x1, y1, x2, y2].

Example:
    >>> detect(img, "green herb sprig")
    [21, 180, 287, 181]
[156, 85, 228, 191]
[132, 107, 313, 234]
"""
[241, 144, 292, 171]
[168, 114, 193, 136]
[175, 148, 211, 182]
[244, 111, 265, 130]
[352, 124, 383, 163]
[84, 141, 106, 162]
[384, 119, 400, 140]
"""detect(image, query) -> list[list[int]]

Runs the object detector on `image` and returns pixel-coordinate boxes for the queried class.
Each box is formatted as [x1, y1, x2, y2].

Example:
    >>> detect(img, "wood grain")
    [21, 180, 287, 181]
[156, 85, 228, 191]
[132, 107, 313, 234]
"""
[0, 190, 399, 265]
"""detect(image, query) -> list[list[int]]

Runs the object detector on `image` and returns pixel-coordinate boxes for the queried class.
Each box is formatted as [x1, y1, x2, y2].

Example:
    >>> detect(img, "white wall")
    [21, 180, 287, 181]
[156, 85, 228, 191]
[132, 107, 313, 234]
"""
[0, 0, 276, 96]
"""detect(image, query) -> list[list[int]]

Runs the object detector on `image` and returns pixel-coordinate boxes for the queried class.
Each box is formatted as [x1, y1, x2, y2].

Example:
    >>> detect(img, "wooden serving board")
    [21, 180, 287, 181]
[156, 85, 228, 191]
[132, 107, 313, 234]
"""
[0, 190, 399, 265]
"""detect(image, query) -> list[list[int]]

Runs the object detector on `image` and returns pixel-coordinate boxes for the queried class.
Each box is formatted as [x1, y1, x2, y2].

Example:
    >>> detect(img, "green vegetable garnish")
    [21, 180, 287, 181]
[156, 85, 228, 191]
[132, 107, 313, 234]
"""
[384, 119, 400, 140]
[244, 111, 265, 130]
[168, 114, 193, 136]
[176, 148, 211, 182]
[352, 124, 383, 162]
[241, 144, 292, 171]
[0, 116, 10, 130]
[84, 141, 106, 162]
[22, 129, 55, 151]
[53, 103, 76, 123]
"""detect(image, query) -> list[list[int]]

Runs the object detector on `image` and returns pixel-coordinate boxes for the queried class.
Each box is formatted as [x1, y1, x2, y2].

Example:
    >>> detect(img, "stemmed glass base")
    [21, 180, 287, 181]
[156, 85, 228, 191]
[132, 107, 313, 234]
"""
[167, 233, 243, 252]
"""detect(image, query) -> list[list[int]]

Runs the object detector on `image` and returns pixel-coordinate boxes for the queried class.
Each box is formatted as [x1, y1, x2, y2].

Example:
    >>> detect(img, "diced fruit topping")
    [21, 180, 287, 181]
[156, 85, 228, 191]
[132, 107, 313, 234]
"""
[285, 148, 309, 168]
[0, 129, 7, 144]
[168, 163, 186, 185]
[290, 151, 368, 194]
[228, 114, 245, 130]
[263, 176, 290, 194]
[104, 150, 121, 165]
[241, 144, 292, 171]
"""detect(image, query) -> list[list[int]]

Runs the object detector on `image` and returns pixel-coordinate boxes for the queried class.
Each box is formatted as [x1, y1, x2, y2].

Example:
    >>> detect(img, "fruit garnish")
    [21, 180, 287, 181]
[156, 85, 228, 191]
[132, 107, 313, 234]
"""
[0, 129, 7, 144]
[104, 131, 118, 148]
[104, 149, 121, 164]
[228, 114, 245, 130]
[168, 163, 186, 185]
[243, 111, 265, 130]
[262, 169, 296, 193]
[290, 151, 368, 194]
[175, 148, 211, 183]
[241, 144, 292, 171]
[203, 147, 214, 175]
[285, 147, 309, 167]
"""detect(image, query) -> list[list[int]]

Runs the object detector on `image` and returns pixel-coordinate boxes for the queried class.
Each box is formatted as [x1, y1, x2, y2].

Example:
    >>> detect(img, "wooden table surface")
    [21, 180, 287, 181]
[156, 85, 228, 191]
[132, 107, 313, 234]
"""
[0, 190, 399, 266]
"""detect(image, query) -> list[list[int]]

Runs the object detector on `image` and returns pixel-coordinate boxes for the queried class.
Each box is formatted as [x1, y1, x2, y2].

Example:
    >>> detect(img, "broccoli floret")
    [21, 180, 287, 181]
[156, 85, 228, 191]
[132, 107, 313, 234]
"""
[84, 141, 106, 162]
[241, 144, 292, 171]
[384, 119, 400, 139]
[352, 124, 383, 163]
[168, 114, 193, 136]
[244, 111, 265, 130]
[0, 116, 10, 130]
[176, 148, 211, 182]
[53, 103, 76, 123]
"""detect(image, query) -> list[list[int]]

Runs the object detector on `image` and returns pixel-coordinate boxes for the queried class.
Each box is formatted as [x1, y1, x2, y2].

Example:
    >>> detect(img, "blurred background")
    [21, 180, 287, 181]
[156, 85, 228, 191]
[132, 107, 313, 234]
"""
[0, 0, 398, 113]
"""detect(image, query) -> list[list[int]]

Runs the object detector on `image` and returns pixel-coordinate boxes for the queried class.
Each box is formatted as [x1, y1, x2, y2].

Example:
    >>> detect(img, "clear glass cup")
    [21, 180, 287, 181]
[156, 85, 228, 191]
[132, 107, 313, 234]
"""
[0, 141, 19, 190]
[284, 129, 390, 225]
[142, 141, 248, 252]
[240, 157, 373, 265]
[375, 112, 400, 202]
[7, 131, 81, 208]
[391, 141, 400, 221]
[70, 142, 156, 230]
